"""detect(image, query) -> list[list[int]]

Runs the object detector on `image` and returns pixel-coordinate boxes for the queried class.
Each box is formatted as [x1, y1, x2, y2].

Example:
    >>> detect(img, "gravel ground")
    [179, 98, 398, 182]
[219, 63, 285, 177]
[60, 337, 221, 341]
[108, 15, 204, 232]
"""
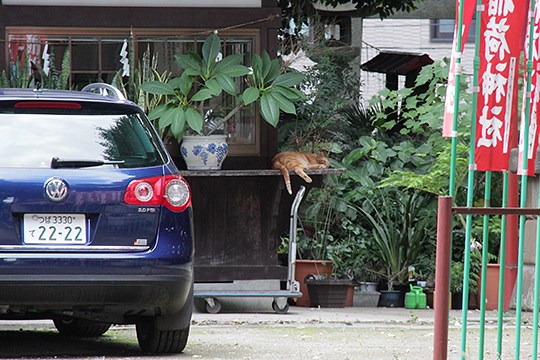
[0, 307, 537, 359]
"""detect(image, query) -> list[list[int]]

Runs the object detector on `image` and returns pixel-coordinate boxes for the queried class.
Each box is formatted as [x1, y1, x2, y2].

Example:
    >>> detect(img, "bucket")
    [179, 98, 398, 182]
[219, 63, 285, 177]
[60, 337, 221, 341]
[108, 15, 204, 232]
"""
[405, 285, 427, 309]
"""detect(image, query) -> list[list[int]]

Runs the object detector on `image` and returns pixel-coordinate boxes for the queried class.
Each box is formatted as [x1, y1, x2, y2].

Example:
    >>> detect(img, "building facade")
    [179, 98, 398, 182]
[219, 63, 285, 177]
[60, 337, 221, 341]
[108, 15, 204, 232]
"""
[354, 1, 476, 101]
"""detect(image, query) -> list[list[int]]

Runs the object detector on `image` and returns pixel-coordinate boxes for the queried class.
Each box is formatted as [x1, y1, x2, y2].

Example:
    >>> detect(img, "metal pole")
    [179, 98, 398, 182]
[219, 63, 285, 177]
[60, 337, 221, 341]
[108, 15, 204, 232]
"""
[478, 171, 492, 359]
[533, 177, 540, 358]
[287, 186, 305, 293]
[433, 196, 453, 360]
[497, 171, 509, 357]
[459, 0, 483, 356]
[516, 3, 537, 357]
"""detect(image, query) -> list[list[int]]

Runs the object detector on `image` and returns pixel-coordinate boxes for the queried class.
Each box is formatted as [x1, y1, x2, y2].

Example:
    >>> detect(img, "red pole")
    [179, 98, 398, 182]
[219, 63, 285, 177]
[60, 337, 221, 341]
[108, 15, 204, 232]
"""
[433, 196, 453, 360]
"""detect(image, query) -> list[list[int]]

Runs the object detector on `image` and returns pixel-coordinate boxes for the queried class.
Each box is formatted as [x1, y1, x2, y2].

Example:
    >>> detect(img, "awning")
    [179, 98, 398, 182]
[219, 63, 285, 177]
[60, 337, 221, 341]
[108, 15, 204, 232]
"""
[361, 51, 434, 76]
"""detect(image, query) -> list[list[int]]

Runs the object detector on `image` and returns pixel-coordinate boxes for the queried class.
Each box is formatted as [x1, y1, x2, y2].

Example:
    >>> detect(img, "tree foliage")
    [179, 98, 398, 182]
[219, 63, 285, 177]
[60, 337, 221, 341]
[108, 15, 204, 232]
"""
[320, 0, 421, 18]
[279, 0, 423, 36]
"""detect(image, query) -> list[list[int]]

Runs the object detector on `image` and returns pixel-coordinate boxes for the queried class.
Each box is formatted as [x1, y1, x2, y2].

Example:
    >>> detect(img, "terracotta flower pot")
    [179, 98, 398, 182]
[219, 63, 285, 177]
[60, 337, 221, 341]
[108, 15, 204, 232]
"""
[477, 263, 501, 310]
[294, 260, 332, 307]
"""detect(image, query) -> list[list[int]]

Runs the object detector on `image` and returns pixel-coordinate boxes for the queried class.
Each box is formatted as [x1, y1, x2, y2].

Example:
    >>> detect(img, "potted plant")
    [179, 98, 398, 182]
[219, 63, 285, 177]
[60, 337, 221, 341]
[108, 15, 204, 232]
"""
[350, 261, 380, 307]
[141, 33, 305, 170]
[357, 189, 436, 307]
[301, 230, 354, 308]
[293, 231, 333, 307]
[293, 181, 345, 307]
[305, 274, 354, 308]
[450, 260, 479, 310]
[353, 254, 381, 292]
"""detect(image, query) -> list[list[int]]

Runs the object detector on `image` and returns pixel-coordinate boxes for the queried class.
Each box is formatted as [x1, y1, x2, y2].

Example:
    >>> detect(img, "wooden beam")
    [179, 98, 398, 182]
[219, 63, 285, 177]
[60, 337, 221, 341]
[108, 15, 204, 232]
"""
[453, 207, 540, 216]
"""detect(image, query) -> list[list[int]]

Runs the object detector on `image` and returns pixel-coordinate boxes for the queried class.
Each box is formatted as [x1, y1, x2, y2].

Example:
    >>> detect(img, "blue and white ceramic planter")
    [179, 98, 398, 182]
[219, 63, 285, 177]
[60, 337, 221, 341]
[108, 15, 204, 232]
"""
[180, 135, 229, 170]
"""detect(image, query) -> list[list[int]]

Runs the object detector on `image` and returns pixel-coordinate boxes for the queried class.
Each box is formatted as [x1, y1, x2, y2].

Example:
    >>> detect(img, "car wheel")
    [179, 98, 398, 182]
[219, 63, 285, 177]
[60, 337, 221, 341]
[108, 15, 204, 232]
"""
[53, 317, 111, 337]
[136, 317, 189, 353]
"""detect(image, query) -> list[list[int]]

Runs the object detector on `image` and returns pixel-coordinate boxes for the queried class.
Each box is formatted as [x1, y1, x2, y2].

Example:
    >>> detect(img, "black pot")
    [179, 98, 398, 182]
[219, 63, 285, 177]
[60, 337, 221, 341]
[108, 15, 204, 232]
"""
[451, 292, 478, 310]
[306, 278, 353, 308]
[378, 290, 404, 308]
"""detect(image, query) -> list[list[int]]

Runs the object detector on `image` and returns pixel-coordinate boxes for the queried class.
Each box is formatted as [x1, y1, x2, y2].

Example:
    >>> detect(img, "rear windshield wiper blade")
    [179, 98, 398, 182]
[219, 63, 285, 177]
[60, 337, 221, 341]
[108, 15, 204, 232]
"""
[51, 157, 125, 169]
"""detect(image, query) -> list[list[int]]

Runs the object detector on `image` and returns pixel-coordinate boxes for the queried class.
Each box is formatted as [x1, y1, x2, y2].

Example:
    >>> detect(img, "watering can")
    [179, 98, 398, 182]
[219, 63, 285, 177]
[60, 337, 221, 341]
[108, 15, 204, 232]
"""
[405, 285, 427, 309]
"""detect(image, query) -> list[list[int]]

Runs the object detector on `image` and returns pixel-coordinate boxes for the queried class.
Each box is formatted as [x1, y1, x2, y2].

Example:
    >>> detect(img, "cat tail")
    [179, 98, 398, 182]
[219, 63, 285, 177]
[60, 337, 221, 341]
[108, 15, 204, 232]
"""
[278, 165, 292, 195]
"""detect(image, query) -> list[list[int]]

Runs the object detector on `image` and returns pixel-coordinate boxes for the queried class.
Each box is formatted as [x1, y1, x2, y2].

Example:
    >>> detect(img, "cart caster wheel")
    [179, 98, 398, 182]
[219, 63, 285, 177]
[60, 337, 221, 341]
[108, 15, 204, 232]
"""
[272, 300, 289, 314]
[205, 298, 222, 314]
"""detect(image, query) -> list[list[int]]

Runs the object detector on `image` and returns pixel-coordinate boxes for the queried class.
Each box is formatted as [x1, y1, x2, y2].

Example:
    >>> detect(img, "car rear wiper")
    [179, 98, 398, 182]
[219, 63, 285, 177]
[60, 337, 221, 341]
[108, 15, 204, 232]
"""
[51, 157, 125, 169]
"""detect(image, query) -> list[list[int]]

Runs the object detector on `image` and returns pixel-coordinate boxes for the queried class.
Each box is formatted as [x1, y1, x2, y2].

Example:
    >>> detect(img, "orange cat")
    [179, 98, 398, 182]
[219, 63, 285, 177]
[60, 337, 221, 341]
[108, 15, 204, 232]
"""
[272, 151, 329, 194]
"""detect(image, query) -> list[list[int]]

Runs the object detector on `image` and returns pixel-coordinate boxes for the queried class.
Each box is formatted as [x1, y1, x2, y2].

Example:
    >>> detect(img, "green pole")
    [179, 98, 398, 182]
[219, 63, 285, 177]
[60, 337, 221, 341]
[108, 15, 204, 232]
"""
[496, 171, 509, 357]
[515, 2, 536, 358]
[478, 171, 491, 359]
[459, 0, 482, 357]
[533, 174, 540, 358]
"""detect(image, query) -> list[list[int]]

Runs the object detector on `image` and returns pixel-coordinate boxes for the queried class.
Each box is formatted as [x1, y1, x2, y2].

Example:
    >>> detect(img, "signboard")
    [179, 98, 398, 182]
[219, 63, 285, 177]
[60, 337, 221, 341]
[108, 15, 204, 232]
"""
[473, 0, 526, 172]
[518, 0, 540, 176]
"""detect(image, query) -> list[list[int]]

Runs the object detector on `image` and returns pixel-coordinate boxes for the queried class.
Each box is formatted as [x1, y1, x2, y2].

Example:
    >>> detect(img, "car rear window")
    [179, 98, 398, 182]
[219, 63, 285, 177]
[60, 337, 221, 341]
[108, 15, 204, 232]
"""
[0, 111, 166, 168]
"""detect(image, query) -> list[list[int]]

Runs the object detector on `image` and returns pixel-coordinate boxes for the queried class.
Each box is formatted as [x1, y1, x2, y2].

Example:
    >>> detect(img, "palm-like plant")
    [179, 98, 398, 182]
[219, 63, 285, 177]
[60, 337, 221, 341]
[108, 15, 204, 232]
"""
[357, 189, 436, 291]
[141, 33, 305, 141]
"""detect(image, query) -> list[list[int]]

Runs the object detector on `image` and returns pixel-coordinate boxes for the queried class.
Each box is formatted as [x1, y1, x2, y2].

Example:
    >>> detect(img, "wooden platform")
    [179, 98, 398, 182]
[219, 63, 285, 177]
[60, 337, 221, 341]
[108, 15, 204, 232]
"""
[179, 169, 344, 283]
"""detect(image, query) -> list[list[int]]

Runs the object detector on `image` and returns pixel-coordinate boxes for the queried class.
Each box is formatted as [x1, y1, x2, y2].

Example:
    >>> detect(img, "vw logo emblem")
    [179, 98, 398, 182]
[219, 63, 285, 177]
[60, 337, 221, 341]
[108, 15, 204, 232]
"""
[44, 178, 68, 202]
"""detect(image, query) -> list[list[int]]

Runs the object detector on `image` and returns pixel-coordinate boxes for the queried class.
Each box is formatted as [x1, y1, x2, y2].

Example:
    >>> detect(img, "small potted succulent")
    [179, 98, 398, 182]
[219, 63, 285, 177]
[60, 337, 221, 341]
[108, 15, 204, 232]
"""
[141, 33, 305, 170]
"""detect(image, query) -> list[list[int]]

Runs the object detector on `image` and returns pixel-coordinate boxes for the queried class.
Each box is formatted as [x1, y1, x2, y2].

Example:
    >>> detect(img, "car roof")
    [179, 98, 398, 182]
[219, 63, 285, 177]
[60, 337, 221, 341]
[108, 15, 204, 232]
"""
[0, 84, 136, 107]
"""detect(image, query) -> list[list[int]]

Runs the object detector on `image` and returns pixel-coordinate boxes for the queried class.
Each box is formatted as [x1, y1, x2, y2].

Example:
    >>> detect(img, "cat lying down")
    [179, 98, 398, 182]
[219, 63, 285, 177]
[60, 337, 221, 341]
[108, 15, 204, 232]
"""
[272, 151, 329, 194]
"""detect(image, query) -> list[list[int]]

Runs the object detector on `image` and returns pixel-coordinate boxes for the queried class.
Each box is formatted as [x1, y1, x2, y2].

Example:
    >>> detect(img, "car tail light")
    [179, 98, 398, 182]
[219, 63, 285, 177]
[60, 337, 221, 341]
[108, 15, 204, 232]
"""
[14, 101, 82, 109]
[124, 175, 191, 212]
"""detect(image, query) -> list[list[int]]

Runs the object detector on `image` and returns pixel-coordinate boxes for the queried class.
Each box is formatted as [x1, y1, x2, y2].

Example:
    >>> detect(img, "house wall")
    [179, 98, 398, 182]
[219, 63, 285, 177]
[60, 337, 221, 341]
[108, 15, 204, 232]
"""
[354, 17, 476, 103]
[0, 4, 280, 66]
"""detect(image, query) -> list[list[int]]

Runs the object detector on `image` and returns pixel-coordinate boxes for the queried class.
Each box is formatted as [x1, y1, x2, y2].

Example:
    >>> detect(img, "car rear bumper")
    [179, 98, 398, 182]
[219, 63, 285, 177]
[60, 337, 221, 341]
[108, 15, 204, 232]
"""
[0, 260, 193, 320]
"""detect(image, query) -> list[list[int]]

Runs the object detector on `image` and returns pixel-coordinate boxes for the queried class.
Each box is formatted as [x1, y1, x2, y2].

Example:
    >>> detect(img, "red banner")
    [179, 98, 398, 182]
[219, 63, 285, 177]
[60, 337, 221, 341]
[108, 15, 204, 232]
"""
[442, 0, 475, 138]
[518, 2, 540, 176]
[474, 0, 527, 171]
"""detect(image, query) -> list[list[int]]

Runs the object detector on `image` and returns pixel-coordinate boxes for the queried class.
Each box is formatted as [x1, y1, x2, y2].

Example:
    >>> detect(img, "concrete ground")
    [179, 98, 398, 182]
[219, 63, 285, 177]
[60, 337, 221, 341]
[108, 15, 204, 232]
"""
[0, 305, 536, 359]
[191, 305, 538, 359]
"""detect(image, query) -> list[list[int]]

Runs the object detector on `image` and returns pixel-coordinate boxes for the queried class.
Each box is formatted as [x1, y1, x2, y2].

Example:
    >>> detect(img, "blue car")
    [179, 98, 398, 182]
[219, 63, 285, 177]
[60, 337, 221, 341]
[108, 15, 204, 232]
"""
[0, 83, 194, 353]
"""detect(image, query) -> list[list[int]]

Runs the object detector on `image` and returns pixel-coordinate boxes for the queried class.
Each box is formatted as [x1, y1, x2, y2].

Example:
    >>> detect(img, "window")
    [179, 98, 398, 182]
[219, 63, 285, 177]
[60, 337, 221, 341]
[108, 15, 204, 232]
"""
[0, 111, 164, 168]
[7, 33, 126, 86]
[6, 28, 260, 155]
[431, 19, 476, 42]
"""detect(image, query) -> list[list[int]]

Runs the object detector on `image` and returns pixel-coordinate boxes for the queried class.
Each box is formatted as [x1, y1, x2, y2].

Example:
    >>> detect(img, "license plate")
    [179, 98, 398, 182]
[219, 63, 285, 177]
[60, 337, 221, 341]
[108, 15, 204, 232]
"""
[23, 214, 87, 245]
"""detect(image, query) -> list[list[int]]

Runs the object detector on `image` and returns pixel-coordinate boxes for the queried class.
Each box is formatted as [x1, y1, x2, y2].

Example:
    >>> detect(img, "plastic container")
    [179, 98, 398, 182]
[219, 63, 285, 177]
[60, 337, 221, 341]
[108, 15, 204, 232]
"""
[405, 285, 427, 309]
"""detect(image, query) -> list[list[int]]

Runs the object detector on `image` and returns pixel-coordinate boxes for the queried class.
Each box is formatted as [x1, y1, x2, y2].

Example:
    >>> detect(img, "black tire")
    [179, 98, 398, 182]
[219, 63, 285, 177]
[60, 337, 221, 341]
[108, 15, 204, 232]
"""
[136, 317, 189, 354]
[53, 317, 111, 337]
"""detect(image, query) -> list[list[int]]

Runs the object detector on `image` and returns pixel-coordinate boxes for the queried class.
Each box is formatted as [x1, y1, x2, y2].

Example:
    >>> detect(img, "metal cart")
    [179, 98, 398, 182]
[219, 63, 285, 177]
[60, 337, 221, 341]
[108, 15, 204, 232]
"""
[194, 186, 306, 314]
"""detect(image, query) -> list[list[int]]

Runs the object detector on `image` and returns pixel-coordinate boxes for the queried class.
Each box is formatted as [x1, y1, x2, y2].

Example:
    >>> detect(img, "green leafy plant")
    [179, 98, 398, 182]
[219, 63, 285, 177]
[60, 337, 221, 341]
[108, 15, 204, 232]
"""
[278, 49, 362, 153]
[113, 45, 173, 138]
[42, 47, 71, 90]
[296, 172, 352, 260]
[450, 248, 481, 294]
[141, 33, 305, 141]
[379, 142, 469, 198]
[356, 189, 437, 291]
[1, 47, 71, 90]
